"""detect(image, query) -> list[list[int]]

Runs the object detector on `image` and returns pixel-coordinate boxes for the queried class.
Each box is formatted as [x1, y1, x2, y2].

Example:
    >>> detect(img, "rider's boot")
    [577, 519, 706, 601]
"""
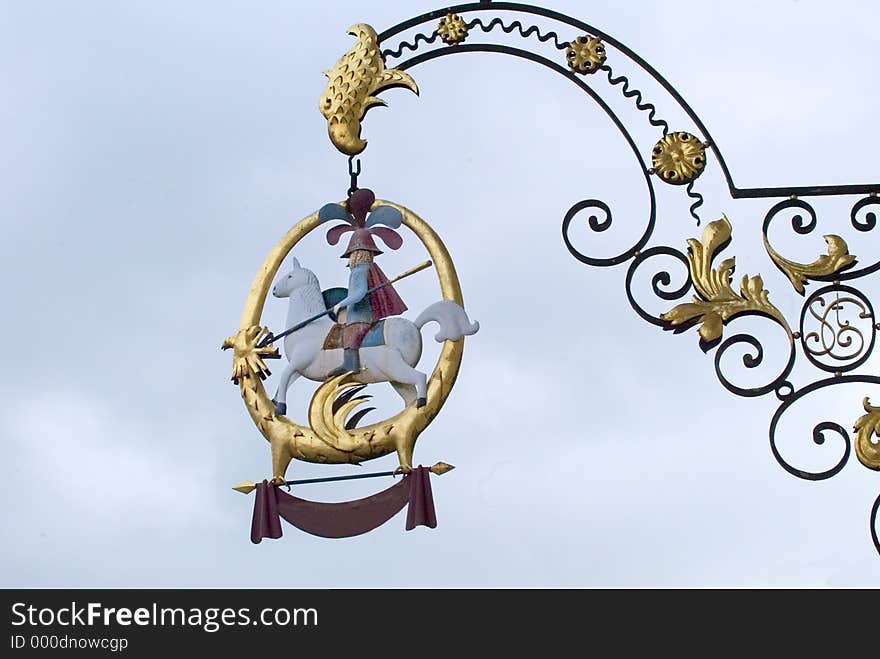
[326, 349, 361, 378]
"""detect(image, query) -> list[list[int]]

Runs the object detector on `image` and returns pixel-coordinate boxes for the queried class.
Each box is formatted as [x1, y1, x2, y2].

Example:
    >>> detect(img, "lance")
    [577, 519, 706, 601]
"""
[256, 260, 433, 349]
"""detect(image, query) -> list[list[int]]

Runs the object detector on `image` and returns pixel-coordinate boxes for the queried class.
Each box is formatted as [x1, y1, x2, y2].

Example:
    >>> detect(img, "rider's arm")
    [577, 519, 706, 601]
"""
[334, 263, 370, 310]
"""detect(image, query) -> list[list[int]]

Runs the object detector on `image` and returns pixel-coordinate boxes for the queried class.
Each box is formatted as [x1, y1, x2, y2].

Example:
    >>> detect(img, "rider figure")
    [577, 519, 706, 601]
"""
[319, 188, 407, 377]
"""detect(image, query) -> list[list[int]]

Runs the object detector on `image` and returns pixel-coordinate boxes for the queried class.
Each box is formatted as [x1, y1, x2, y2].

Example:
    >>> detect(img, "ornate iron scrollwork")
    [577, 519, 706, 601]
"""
[375, 1, 880, 556]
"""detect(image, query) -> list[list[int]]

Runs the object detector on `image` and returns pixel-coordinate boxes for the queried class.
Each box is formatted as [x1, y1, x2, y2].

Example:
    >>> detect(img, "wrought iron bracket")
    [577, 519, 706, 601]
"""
[364, 1, 880, 556]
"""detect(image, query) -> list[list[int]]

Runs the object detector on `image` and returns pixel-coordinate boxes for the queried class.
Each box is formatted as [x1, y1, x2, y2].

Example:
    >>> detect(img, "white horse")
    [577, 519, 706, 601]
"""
[270, 258, 479, 415]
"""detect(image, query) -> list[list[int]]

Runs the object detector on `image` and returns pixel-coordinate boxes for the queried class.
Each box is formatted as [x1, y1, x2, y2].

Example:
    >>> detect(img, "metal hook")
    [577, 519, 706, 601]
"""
[348, 156, 361, 196]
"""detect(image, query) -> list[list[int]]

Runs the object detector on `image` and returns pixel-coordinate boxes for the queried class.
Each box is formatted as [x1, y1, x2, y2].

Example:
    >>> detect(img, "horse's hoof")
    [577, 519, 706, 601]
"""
[416, 397, 427, 408]
[272, 399, 287, 416]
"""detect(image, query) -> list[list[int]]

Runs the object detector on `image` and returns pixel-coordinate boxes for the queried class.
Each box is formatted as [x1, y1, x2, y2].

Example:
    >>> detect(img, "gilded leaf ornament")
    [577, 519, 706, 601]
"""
[764, 233, 855, 294]
[318, 23, 419, 155]
[852, 397, 880, 470]
[661, 216, 791, 347]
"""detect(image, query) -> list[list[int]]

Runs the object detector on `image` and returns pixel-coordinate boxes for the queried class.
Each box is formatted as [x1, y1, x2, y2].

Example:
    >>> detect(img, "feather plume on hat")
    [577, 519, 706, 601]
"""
[318, 188, 404, 258]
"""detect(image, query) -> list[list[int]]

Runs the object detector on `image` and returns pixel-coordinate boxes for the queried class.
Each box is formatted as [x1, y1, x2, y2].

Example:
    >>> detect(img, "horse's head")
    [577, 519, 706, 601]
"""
[272, 257, 319, 298]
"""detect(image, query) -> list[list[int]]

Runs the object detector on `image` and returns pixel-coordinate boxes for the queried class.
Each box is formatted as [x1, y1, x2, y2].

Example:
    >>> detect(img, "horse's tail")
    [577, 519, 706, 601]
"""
[414, 300, 480, 342]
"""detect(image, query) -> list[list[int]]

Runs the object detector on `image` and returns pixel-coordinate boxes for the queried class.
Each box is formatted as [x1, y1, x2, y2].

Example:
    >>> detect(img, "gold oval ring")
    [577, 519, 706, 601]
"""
[231, 200, 465, 481]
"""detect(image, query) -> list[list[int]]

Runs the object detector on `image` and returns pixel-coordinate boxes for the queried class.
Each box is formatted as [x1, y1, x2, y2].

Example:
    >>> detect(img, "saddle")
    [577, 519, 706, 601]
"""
[323, 320, 386, 351]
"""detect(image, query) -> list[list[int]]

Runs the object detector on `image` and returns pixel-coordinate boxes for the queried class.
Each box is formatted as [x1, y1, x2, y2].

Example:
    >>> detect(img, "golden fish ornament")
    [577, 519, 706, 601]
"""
[319, 23, 419, 155]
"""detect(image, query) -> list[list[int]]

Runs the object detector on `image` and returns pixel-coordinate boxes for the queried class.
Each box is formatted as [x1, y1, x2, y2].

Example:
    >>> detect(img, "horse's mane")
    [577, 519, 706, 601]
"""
[290, 269, 326, 316]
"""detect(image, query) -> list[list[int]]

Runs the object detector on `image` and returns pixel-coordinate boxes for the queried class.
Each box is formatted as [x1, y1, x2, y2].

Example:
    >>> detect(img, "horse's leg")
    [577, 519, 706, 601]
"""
[390, 381, 418, 407]
[271, 362, 302, 416]
[374, 349, 427, 408]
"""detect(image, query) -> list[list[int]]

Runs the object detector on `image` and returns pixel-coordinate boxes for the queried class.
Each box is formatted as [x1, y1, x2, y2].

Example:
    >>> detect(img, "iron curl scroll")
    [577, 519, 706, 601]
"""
[562, 193, 656, 268]
[767, 375, 880, 480]
[374, 1, 880, 556]
[873, 494, 880, 555]
[624, 246, 691, 327]
[851, 196, 880, 233]
[713, 331, 796, 400]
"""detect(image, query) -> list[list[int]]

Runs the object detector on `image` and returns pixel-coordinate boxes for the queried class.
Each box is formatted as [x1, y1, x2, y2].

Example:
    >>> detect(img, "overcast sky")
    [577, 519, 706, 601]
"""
[2, 0, 879, 587]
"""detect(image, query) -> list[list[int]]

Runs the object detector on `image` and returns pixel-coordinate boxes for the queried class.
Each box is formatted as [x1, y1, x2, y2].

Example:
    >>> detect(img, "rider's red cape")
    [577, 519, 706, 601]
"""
[367, 263, 407, 321]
